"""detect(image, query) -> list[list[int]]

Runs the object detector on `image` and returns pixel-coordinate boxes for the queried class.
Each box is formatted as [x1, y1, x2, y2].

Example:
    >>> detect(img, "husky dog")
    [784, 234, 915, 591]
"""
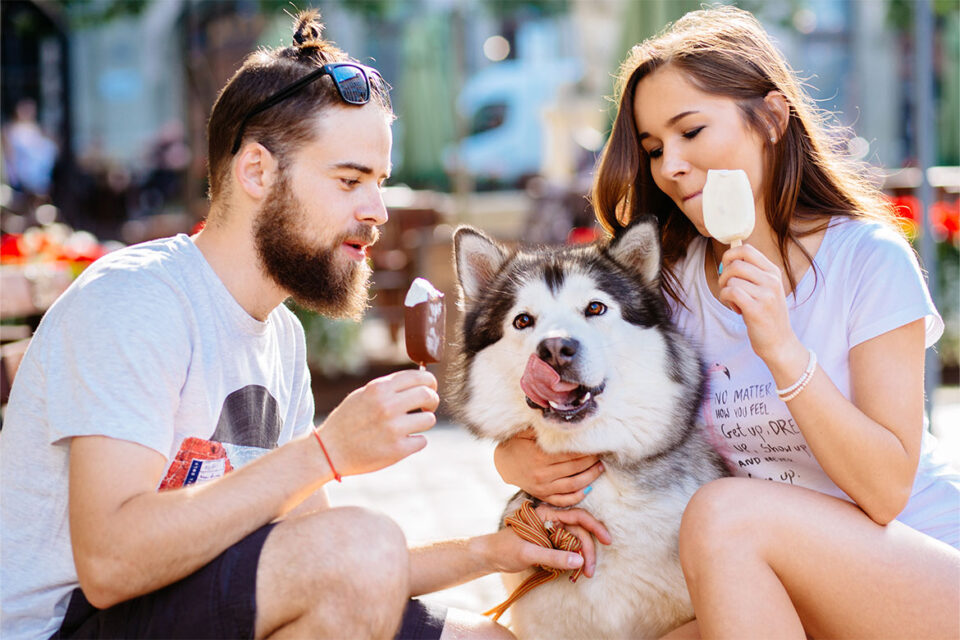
[450, 218, 727, 640]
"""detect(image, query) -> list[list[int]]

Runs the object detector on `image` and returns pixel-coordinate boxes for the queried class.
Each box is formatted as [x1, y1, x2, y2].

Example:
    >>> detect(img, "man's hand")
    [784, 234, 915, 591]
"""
[317, 369, 439, 477]
[484, 504, 613, 578]
[494, 429, 605, 506]
[409, 505, 612, 596]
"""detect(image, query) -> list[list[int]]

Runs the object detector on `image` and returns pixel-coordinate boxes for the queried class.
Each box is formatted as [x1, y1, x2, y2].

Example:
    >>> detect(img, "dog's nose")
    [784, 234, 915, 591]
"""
[537, 337, 579, 369]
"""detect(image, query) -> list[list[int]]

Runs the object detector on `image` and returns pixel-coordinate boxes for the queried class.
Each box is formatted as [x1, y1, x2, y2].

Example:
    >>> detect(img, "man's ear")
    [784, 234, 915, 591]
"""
[232, 142, 279, 200]
[764, 90, 790, 142]
[454, 225, 508, 304]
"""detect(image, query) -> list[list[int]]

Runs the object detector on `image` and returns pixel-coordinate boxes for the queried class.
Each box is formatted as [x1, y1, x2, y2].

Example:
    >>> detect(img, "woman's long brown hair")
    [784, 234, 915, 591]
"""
[592, 5, 896, 307]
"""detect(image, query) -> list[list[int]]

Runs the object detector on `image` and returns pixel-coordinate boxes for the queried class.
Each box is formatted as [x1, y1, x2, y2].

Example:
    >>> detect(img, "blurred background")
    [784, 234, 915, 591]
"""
[3, 0, 957, 418]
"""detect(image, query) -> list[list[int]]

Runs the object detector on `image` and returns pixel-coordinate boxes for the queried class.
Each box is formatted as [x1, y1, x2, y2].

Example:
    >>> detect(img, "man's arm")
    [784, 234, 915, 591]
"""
[70, 434, 329, 608]
[277, 486, 332, 520]
[70, 369, 438, 609]
[408, 506, 612, 597]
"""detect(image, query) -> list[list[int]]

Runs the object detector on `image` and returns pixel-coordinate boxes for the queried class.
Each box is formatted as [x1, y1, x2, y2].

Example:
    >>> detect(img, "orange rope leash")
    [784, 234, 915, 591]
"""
[484, 500, 584, 621]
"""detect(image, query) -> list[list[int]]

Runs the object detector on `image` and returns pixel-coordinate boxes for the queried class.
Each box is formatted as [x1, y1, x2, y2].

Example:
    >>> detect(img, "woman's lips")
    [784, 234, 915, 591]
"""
[683, 190, 702, 202]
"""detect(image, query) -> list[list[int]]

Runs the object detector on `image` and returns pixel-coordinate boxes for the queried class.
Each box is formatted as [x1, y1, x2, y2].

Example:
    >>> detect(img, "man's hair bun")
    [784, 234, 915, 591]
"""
[291, 9, 343, 61]
[292, 9, 323, 46]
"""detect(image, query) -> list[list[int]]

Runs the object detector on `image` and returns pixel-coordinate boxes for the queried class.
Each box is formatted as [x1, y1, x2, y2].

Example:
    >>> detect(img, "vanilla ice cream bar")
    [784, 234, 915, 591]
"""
[404, 278, 445, 367]
[702, 169, 756, 246]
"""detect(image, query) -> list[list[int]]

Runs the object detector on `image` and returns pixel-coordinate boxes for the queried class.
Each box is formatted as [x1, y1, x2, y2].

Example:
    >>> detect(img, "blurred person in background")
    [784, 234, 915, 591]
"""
[0, 10, 609, 640]
[136, 120, 191, 217]
[494, 6, 959, 639]
[1, 98, 59, 212]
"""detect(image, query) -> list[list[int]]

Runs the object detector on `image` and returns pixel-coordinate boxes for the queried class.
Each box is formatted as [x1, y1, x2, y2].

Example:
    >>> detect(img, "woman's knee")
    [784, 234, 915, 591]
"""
[678, 477, 764, 566]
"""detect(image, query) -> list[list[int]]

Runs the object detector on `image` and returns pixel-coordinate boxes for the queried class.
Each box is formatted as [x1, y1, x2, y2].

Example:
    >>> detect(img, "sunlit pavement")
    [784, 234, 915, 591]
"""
[326, 387, 960, 616]
[326, 425, 513, 615]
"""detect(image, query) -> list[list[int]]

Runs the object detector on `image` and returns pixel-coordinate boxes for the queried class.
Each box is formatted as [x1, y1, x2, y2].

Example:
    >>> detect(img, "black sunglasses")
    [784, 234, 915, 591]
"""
[230, 62, 390, 154]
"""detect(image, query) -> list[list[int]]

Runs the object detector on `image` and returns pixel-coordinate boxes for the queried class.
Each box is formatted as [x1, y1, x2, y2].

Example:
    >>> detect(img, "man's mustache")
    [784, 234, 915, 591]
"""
[334, 224, 379, 248]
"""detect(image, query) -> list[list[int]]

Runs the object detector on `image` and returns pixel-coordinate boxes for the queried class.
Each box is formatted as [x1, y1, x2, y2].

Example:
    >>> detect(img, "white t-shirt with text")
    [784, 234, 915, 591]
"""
[672, 217, 958, 546]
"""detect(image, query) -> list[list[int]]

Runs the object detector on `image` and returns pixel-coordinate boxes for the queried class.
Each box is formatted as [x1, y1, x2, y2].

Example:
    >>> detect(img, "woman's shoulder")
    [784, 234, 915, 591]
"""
[823, 215, 913, 260]
[821, 214, 942, 349]
[826, 214, 905, 241]
[819, 214, 928, 298]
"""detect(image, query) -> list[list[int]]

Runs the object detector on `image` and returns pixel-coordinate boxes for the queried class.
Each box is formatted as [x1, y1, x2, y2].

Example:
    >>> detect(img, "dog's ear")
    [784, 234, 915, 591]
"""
[607, 216, 660, 285]
[454, 225, 508, 302]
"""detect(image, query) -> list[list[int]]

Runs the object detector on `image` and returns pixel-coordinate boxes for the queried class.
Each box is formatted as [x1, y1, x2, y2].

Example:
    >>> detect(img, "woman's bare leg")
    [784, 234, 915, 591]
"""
[679, 478, 960, 639]
[660, 619, 701, 639]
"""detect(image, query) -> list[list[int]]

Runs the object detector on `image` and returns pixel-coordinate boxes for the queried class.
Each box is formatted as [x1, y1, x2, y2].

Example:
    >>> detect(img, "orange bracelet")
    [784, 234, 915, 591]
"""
[312, 428, 342, 482]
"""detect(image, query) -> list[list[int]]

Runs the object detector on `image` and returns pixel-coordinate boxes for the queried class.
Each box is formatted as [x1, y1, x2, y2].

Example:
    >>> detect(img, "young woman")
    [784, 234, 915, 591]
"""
[493, 6, 960, 638]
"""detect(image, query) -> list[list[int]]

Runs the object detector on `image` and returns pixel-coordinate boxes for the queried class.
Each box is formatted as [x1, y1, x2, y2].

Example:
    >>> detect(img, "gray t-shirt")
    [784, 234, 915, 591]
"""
[0, 234, 315, 639]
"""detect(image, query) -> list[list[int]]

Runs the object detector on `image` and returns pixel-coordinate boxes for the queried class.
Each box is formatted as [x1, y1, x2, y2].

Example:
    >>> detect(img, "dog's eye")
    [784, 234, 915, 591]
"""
[585, 301, 607, 317]
[512, 313, 534, 330]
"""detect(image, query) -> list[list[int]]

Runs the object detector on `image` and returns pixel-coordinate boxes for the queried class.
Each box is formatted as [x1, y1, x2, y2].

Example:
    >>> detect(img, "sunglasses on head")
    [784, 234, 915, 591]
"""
[230, 62, 390, 154]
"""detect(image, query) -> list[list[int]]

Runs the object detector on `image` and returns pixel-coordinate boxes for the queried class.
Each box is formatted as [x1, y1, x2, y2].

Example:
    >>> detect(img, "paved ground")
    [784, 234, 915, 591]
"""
[326, 387, 960, 618]
[326, 426, 514, 616]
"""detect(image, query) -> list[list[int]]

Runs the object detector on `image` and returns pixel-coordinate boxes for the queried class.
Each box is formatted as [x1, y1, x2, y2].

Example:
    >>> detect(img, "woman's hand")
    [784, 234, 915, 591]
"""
[717, 243, 804, 368]
[484, 504, 613, 578]
[494, 429, 605, 507]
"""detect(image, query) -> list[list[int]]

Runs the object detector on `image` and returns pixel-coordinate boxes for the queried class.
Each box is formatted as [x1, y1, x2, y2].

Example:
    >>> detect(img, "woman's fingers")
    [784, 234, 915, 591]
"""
[548, 461, 603, 495]
[718, 276, 762, 306]
[717, 245, 800, 362]
[493, 429, 607, 503]
[535, 461, 606, 506]
[549, 455, 602, 477]
[542, 491, 589, 508]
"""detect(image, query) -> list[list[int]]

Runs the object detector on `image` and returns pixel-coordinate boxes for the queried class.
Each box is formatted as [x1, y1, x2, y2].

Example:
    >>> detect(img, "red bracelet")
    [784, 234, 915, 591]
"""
[312, 428, 342, 482]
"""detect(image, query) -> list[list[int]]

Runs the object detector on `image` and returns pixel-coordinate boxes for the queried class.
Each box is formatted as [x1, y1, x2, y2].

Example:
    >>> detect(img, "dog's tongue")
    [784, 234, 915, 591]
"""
[521, 354, 579, 408]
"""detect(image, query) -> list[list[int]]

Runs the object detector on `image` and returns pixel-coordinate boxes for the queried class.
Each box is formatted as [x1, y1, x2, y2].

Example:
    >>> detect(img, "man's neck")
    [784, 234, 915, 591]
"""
[192, 207, 289, 322]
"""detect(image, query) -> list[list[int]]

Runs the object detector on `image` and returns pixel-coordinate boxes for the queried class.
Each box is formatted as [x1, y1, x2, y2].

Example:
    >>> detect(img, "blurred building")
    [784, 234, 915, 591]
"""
[2, 0, 957, 401]
[4, 1, 955, 210]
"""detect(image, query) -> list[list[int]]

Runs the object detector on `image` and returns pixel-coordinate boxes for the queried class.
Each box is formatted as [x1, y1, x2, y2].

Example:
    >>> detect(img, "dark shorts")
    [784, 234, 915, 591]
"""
[53, 523, 447, 639]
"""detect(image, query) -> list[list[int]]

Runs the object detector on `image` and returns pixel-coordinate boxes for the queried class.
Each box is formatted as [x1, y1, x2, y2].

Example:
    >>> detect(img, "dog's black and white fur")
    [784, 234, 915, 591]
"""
[450, 218, 728, 639]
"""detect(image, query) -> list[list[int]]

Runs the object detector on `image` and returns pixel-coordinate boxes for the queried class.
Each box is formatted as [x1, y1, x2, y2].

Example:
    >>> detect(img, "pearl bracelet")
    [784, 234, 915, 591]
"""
[776, 349, 817, 402]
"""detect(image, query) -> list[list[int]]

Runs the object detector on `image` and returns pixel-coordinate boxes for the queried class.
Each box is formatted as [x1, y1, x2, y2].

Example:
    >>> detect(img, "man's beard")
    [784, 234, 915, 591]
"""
[253, 174, 377, 321]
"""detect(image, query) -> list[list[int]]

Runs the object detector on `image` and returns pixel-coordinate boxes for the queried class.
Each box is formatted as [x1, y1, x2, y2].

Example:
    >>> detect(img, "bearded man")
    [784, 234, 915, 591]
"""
[0, 10, 607, 640]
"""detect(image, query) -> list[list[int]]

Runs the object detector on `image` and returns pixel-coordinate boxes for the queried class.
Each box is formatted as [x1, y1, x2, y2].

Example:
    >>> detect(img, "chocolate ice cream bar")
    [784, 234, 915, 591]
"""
[404, 277, 445, 367]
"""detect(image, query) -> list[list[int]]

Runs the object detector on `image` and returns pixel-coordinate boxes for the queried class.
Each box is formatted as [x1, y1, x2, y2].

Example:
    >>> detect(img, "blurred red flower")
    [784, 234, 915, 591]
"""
[886, 194, 959, 244]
